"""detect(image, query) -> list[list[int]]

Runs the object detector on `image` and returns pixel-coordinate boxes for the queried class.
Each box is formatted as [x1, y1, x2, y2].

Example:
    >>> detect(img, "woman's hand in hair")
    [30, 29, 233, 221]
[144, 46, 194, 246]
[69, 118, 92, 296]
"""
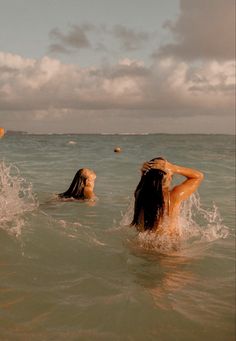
[163, 160, 175, 175]
[141, 158, 180, 174]
[141, 161, 152, 174]
[141, 159, 168, 174]
[151, 159, 166, 172]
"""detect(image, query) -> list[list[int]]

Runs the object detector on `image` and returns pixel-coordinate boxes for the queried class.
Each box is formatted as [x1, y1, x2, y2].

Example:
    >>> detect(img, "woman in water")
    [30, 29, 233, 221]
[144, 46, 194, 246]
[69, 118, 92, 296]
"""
[131, 158, 204, 236]
[59, 168, 96, 200]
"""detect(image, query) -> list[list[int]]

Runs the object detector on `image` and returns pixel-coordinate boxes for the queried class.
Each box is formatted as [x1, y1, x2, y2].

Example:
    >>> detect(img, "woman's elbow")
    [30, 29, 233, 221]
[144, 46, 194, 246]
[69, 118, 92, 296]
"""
[197, 171, 204, 182]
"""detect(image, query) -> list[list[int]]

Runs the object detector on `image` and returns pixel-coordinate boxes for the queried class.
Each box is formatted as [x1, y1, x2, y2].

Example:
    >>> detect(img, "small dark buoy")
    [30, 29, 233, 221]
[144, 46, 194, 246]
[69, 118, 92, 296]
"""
[114, 147, 121, 153]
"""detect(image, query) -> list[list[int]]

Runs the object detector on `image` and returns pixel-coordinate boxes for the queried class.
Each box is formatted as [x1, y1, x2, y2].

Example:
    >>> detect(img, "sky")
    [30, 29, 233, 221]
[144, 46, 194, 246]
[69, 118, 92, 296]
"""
[0, 0, 235, 134]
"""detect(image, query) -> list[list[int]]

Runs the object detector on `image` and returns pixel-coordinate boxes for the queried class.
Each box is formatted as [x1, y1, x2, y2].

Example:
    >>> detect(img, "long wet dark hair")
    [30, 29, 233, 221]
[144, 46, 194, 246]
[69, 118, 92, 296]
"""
[59, 169, 87, 200]
[131, 158, 166, 231]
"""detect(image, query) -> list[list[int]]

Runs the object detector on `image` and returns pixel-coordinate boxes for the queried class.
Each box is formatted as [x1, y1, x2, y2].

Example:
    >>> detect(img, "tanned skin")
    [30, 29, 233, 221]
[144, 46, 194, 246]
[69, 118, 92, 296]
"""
[141, 159, 204, 235]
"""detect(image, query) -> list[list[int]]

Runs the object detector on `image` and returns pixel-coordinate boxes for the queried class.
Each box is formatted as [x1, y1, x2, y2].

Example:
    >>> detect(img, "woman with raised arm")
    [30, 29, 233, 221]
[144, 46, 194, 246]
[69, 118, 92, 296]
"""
[131, 157, 204, 236]
[58, 168, 96, 201]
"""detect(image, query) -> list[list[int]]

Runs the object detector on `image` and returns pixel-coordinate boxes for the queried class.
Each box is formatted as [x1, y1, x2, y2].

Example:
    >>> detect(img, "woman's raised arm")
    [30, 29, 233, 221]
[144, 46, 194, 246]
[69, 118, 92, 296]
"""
[166, 161, 204, 203]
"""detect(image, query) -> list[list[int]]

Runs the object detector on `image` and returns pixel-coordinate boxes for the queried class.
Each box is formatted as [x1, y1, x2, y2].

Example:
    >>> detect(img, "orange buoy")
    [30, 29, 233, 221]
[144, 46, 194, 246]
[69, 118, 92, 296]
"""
[114, 147, 121, 153]
[0, 127, 5, 138]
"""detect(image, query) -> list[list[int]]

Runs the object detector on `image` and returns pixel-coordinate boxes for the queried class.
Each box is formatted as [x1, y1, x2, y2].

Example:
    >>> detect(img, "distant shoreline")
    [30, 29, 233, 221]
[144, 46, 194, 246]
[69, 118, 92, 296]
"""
[4, 131, 235, 136]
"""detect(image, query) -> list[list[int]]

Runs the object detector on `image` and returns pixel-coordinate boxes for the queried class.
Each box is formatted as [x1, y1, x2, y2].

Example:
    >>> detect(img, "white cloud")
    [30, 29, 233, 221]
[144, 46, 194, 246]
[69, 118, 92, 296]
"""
[0, 52, 234, 117]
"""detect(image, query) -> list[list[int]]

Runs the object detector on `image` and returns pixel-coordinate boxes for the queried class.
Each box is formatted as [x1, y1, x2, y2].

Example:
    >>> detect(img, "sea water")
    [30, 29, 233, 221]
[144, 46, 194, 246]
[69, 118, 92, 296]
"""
[0, 134, 235, 341]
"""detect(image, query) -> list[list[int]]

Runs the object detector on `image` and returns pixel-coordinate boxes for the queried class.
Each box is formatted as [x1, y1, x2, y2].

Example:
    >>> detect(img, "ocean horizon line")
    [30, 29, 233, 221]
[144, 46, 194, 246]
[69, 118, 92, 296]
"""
[4, 130, 235, 136]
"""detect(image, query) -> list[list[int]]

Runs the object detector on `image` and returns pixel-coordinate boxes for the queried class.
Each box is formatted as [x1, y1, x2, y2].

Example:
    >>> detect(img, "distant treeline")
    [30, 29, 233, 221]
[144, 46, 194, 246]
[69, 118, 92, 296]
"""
[5, 130, 28, 135]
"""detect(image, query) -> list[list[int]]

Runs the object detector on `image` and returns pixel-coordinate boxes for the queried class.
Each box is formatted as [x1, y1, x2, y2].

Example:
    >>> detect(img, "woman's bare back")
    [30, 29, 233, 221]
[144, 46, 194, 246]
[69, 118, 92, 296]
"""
[142, 159, 204, 236]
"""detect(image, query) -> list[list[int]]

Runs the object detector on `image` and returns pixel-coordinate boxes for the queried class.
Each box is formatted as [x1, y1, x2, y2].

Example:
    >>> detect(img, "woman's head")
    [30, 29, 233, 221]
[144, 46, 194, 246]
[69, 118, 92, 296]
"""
[59, 168, 96, 200]
[131, 157, 169, 230]
[143, 157, 172, 189]
[81, 168, 96, 190]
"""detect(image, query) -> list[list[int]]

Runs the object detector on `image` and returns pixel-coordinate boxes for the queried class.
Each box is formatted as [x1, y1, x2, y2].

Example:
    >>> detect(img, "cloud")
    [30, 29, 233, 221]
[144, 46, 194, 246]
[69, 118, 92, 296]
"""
[112, 25, 150, 51]
[48, 23, 151, 54]
[48, 43, 70, 54]
[156, 0, 235, 61]
[0, 52, 234, 117]
[48, 24, 94, 53]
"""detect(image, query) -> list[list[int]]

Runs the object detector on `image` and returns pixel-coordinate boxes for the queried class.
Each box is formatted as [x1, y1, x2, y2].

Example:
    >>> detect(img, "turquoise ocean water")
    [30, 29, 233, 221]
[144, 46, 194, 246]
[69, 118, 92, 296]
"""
[0, 134, 235, 341]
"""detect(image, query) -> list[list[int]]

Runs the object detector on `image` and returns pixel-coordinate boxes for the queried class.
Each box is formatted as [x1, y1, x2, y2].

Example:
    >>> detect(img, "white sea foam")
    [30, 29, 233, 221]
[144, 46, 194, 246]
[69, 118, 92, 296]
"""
[121, 193, 229, 253]
[0, 161, 38, 237]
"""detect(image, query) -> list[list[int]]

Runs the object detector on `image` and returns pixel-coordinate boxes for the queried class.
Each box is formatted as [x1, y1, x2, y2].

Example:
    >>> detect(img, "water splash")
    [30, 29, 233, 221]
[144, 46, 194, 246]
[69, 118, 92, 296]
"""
[121, 192, 229, 253]
[0, 161, 38, 237]
[180, 192, 229, 242]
